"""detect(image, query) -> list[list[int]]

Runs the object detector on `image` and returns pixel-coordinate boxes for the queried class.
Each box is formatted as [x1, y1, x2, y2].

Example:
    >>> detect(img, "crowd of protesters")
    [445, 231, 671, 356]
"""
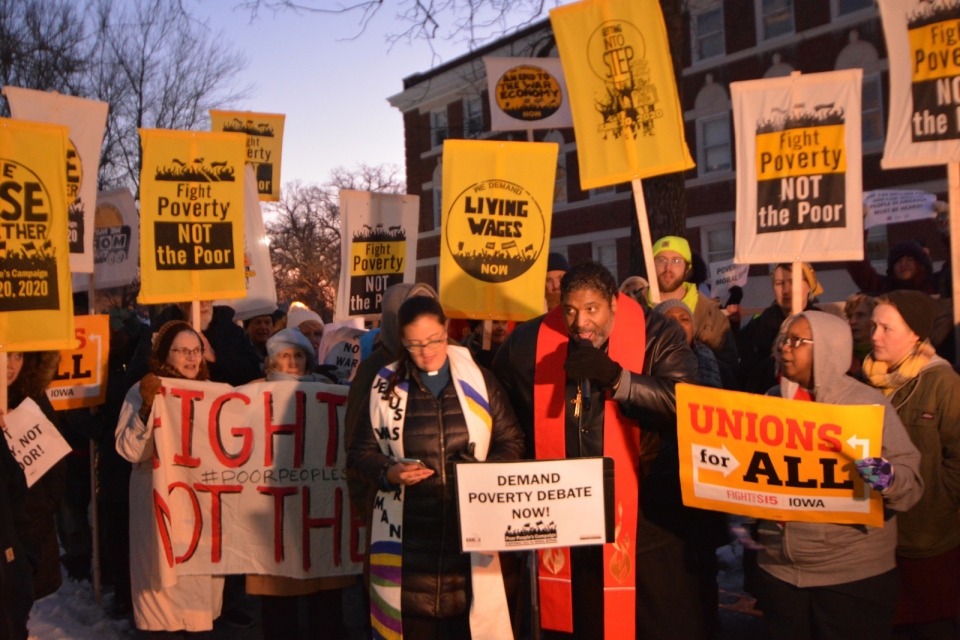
[1, 230, 959, 640]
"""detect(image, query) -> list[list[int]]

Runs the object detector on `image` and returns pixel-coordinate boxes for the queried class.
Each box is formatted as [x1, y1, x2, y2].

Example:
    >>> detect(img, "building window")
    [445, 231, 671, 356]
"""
[837, 0, 873, 16]
[544, 130, 567, 203]
[593, 240, 617, 276]
[697, 114, 732, 175]
[759, 0, 794, 40]
[589, 185, 616, 199]
[692, 7, 725, 62]
[432, 162, 443, 229]
[431, 108, 448, 148]
[866, 224, 888, 263]
[700, 223, 735, 265]
[862, 74, 884, 144]
[464, 95, 483, 138]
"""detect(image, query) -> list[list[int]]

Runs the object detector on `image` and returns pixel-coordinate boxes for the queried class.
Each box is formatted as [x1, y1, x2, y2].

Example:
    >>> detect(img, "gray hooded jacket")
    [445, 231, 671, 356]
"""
[757, 311, 924, 588]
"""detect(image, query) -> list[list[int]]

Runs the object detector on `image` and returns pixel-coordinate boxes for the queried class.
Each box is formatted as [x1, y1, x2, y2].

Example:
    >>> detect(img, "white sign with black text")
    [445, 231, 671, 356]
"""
[709, 259, 750, 301]
[2, 398, 71, 487]
[455, 458, 605, 553]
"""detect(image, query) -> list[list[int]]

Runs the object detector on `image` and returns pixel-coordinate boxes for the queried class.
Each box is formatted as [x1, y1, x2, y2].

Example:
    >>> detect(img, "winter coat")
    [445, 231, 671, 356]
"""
[690, 288, 740, 370]
[0, 427, 32, 640]
[8, 351, 66, 600]
[348, 360, 525, 618]
[885, 356, 960, 558]
[757, 311, 924, 588]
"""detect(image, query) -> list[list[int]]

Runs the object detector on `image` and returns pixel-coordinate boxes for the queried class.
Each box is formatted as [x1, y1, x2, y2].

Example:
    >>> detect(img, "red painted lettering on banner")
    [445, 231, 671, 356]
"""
[257, 485, 298, 563]
[316, 392, 347, 467]
[153, 489, 174, 568]
[170, 387, 204, 467]
[264, 391, 305, 468]
[350, 499, 366, 564]
[302, 486, 342, 570]
[169, 481, 202, 563]
[194, 483, 243, 562]
[209, 392, 253, 468]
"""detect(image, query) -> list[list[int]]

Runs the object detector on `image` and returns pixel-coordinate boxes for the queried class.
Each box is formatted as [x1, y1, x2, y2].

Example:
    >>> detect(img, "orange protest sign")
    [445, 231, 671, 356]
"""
[45, 315, 110, 410]
[676, 383, 885, 526]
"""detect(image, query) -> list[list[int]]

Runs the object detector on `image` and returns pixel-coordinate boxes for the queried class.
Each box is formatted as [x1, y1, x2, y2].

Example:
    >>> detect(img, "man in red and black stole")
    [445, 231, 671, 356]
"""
[494, 262, 724, 640]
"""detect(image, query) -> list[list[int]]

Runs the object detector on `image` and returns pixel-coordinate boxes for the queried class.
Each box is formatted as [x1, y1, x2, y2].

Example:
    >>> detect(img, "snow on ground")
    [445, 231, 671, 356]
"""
[28, 576, 133, 640]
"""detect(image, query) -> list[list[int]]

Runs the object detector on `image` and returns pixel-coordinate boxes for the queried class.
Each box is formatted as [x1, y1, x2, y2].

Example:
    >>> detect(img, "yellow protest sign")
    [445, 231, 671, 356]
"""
[46, 315, 110, 410]
[676, 384, 885, 527]
[438, 139, 557, 321]
[139, 129, 246, 304]
[0, 119, 76, 351]
[549, 0, 694, 189]
[210, 111, 285, 201]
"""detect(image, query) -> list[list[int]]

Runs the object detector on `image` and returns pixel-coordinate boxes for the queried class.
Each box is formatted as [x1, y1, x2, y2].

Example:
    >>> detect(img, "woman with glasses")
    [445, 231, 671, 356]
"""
[115, 320, 223, 638]
[348, 296, 525, 639]
[861, 291, 960, 639]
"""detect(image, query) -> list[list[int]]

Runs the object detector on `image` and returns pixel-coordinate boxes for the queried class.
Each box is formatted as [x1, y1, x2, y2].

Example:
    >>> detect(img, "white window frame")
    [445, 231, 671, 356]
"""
[831, 0, 875, 18]
[696, 112, 732, 176]
[430, 108, 449, 148]
[463, 95, 483, 139]
[432, 162, 443, 230]
[699, 222, 735, 266]
[592, 240, 618, 276]
[691, 6, 725, 63]
[755, 0, 795, 42]
[861, 73, 884, 146]
[866, 223, 888, 268]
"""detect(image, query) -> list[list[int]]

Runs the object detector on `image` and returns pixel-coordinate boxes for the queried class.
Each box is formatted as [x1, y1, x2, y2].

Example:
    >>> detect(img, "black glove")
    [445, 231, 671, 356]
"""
[457, 442, 478, 463]
[564, 340, 622, 389]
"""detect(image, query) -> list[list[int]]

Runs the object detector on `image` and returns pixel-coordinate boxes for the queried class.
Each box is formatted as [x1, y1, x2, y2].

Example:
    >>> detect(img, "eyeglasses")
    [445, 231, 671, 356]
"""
[778, 336, 814, 349]
[170, 347, 203, 359]
[654, 257, 686, 268]
[403, 332, 447, 354]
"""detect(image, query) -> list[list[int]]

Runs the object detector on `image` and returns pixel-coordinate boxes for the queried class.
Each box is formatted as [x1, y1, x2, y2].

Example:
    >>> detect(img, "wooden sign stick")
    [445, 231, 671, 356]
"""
[631, 179, 661, 304]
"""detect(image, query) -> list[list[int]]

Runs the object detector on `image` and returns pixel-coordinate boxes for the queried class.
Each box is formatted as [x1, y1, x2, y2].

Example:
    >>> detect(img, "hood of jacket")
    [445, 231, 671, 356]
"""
[779, 310, 858, 404]
[379, 282, 438, 358]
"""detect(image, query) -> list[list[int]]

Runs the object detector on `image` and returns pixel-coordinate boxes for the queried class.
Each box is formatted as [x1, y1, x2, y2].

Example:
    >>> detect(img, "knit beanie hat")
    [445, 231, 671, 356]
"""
[887, 241, 933, 279]
[267, 328, 316, 359]
[882, 290, 938, 342]
[286, 302, 323, 330]
[653, 299, 695, 328]
[652, 236, 692, 263]
[547, 252, 569, 272]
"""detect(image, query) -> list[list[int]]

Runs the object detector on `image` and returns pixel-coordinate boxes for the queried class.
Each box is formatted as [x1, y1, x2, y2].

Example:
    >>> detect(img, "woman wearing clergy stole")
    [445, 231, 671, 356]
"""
[115, 321, 223, 638]
[752, 311, 923, 640]
[245, 329, 353, 640]
[348, 296, 525, 639]
[861, 291, 960, 639]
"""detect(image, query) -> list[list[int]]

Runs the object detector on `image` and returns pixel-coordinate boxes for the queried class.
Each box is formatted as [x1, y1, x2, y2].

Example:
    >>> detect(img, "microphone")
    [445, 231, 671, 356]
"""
[724, 286, 743, 309]
[578, 339, 592, 411]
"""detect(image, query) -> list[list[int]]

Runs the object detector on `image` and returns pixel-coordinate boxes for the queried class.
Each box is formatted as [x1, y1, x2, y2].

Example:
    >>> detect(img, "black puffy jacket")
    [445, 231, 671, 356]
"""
[348, 362, 525, 618]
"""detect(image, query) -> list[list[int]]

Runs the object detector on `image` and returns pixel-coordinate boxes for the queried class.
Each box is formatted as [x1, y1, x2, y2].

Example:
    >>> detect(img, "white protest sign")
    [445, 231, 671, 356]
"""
[455, 458, 606, 553]
[318, 326, 367, 385]
[863, 190, 936, 229]
[483, 57, 574, 132]
[709, 259, 749, 301]
[2, 398, 71, 487]
[152, 378, 363, 580]
[217, 165, 278, 321]
[72, 187, 140, 293]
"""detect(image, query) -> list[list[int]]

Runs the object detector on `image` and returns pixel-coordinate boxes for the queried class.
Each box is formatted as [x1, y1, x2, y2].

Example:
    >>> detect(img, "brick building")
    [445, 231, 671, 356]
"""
[387, 0, 948, 308]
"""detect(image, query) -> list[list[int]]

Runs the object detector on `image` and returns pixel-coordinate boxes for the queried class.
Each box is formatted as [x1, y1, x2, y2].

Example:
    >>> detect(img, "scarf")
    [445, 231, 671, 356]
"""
[862, 340, 935, 396]
[646, 281, 699, 312]
[367, 345, 511, 640]
[533, 292, 645, 638]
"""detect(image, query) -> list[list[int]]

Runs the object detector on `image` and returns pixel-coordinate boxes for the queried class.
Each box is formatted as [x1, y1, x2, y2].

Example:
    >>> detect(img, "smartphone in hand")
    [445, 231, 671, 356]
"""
[399, 457, 425, 469]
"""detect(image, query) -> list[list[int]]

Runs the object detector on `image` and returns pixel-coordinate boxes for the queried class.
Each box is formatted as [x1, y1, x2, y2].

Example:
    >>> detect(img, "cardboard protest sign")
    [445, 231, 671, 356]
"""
[676, 384, 884, 526]
[863, 189, 936, 228]
[151, 378, 363, 579]
[318, 326, 367, 385]
[879, 0, 960, 168]
[217, 165, 278, 321]
[2, 398, 71, 487]
[483, 57, 573, 132]
[335, 190, 418, 320]
[709, 259, 749, 301]
[5, 88, 109, 274]
[439, 139, 557, 320]
[46, 315, 110, 410]
[138, 129, 246, 304]
[732, 70, 864, 264]
[72, 187, 140, 293]
[0, 119, 76, 351]
[210, 111, 285, 201]
[455, 458, 608, 553]
[549, 0, 694, 189]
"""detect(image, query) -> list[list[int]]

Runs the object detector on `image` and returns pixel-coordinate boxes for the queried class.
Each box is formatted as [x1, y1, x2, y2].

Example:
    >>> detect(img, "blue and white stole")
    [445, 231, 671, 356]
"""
[367, 345, 512, 640]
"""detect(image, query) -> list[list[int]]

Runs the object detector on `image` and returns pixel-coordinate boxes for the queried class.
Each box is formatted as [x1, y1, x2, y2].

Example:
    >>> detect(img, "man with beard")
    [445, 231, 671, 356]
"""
[648, 236, 738, 369]
[494, 262, 721, 640]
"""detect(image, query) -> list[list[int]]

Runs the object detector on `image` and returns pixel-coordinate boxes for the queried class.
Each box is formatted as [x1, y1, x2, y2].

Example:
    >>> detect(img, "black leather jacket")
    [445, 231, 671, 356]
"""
[347, 363, 524, 618]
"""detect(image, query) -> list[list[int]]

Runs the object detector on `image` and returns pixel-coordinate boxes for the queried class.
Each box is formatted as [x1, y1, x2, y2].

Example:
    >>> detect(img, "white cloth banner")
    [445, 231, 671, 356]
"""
[863, 189, 936, 228]
[709, 259, 749, 301]
[483, 57, 574, 132]
[5, 88, 108, 273]
[217, 165, 278, 321]
[151, 378, 363, 579]
[879, 0, 960, 168]
[73, 187, 140, 292]
[733, 70, 864, 264]
[335, 191, 419, 320]
[2, 398, 71, 487]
